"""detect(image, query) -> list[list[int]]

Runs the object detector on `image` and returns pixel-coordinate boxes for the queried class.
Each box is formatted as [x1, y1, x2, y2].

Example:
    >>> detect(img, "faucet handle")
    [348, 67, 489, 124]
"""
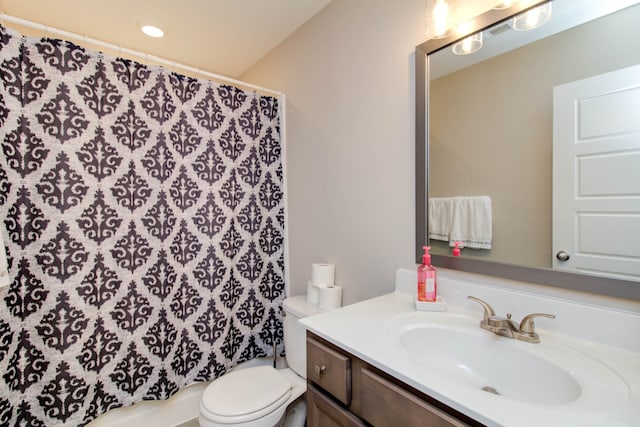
[467, 296, 496, 322]
[519, 313, 555, 334]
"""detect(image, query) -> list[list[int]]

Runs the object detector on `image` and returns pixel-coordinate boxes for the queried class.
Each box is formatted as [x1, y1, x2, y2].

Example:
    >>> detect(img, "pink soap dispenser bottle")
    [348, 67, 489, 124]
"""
[452, 241, 462, 257]
[418, 246, 437, 302]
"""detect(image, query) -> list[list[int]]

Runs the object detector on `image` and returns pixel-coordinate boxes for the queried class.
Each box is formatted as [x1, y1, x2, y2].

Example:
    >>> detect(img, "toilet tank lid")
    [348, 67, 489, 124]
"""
[283, 295, 325, 318]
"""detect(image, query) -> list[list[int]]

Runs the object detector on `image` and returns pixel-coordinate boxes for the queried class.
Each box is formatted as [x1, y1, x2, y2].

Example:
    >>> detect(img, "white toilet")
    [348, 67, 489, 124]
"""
[198, 295, 322, 427]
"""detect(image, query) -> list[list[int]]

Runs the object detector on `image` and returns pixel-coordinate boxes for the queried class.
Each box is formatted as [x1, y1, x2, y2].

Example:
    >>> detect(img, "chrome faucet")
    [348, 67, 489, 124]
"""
[467, 296, 555, 343]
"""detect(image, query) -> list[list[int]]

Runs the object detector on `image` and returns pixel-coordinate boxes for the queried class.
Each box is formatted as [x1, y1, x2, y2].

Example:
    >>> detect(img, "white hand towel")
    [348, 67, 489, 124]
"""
[450, 196, 492, 249]
[0, 228, 10, 288]
[428, 197, 454, 242]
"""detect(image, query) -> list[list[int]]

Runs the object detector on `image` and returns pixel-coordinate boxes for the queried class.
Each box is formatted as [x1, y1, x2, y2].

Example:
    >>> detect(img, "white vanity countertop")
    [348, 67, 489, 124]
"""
[301, 270, 640, 427]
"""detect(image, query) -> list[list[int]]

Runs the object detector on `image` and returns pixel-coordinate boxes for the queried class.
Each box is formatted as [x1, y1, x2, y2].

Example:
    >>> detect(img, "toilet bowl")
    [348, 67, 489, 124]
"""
[198, 295, 323, 427]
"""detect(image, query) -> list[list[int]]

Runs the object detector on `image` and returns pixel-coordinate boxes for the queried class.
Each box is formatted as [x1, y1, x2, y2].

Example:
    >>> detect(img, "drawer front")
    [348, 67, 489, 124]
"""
[307, 337, 352, 406]
[361, 368, 470, 427]
[307, 383, 366, 427]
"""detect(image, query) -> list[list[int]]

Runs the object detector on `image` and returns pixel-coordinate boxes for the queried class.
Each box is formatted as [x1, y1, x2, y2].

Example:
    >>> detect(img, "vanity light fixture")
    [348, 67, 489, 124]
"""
[511, 2, 552, 31]
[429, 0, 455, 38]
[141, 24, 164, 38]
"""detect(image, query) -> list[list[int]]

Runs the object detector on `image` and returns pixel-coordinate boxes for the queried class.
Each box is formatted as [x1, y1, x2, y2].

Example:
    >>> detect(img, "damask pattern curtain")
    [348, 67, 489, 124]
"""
[0, 25, 286, 426]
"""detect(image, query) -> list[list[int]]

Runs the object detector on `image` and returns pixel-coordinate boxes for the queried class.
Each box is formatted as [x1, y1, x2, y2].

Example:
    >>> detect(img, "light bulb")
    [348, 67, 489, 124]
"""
[431, 0, 453, 39]
[452, 32, 483, 55]
[511, 3, 552, 31]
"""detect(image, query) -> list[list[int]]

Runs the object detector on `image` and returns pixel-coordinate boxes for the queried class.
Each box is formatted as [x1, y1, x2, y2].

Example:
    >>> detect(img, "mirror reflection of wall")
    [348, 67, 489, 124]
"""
[429, 4, 640, 269]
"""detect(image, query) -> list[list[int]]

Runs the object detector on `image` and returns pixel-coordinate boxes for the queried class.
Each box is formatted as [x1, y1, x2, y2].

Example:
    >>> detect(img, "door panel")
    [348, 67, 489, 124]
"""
[553, 64, 640, 280]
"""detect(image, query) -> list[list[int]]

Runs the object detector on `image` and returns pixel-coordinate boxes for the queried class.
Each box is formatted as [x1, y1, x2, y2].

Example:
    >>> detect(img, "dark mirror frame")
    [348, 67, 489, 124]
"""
[415, 0, 640, 301]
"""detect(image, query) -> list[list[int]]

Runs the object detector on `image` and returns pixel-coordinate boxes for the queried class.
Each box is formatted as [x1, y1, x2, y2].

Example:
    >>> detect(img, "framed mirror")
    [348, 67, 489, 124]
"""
[415, 0, 640, 300]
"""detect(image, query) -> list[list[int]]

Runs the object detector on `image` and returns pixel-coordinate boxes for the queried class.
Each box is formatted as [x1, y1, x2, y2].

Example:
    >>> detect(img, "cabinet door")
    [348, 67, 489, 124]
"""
[307, 383, 366, 427]
[360, 369, 470, 427]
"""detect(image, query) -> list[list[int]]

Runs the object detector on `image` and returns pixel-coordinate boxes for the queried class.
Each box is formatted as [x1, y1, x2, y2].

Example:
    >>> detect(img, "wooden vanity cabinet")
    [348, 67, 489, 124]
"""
[306, 332, 482, 427]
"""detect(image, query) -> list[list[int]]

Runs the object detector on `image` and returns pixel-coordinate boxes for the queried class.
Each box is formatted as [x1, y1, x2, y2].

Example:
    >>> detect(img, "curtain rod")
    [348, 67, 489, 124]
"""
[0, 13, 283, 98]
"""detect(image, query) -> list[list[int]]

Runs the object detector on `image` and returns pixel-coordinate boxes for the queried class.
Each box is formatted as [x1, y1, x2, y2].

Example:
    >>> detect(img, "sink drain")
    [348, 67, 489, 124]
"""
[481, 386, 500, 395]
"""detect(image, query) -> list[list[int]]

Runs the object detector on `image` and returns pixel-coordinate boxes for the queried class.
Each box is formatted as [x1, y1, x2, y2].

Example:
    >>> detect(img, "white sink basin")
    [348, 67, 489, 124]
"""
[401, 325, 580, 404]
[389, 312, 629, 409]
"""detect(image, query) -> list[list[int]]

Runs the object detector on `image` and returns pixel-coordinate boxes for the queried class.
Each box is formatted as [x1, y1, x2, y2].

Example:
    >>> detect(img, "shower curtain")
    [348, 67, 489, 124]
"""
[0, 24, 286, 426]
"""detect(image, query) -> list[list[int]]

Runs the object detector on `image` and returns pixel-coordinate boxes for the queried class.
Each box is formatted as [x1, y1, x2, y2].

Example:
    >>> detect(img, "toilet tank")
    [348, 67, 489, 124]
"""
[282, 295, 324, 378]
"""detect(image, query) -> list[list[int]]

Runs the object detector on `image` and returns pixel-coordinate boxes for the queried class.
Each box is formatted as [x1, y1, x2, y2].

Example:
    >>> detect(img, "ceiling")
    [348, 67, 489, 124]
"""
[0, 0, 333, 78]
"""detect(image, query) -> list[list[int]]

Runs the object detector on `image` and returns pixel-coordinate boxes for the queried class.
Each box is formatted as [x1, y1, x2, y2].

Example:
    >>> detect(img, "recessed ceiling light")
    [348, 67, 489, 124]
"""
[141, 25, 164, 38]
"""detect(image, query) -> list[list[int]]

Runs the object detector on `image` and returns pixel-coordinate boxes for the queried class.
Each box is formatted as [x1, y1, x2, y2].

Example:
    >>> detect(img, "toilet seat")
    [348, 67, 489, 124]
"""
[200, 365, 292, 424]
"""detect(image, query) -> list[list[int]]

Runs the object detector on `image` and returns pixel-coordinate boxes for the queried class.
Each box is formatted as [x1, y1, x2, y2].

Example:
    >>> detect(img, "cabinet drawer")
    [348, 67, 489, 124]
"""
[307, 383, 366, 427]
[307, 337, 352, 406]
[361, 368, 470, 427]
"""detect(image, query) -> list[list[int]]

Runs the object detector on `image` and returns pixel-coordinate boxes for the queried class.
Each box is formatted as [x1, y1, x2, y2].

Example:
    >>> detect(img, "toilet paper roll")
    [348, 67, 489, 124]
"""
[311, 263, 335, 287]
[318, 286, 342, 310]
[306, 281, 319, 305]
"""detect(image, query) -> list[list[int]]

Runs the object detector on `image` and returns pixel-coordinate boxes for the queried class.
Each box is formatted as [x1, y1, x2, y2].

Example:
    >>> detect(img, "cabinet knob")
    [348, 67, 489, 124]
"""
[556, 251, 570, 261]
[314, 364, 326, 380]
